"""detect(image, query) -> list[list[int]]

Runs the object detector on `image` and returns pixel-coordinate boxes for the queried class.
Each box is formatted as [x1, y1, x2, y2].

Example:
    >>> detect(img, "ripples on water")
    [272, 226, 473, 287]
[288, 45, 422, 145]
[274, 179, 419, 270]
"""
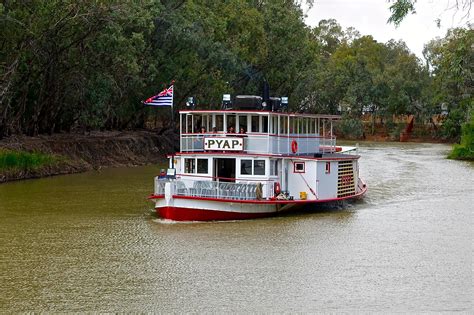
[0, 143, 472, 312]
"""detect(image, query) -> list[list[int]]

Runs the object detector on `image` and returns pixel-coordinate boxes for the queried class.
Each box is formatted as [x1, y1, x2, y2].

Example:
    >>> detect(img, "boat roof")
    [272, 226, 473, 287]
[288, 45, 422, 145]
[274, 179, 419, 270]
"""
[170, 152, 360, 160]
[179, 109, 341, 120]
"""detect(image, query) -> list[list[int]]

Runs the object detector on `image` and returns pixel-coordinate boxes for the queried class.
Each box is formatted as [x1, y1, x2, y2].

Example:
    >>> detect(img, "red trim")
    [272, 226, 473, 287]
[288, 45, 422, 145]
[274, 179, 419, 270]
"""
[157, 206, 272, 221]
[149, 181, 368, 221]
[182, 132, 334, 139]
[179, 110, 341, 120]
[148, 194, 164, 199]
[170, 152, 360, 161]
[177, 173, 274, 182]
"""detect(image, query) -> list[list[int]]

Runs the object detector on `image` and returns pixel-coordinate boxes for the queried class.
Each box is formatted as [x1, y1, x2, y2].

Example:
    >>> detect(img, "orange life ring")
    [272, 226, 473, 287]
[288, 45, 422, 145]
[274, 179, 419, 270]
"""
[291, 140, 298, 153]
[274, 182, 281, 195]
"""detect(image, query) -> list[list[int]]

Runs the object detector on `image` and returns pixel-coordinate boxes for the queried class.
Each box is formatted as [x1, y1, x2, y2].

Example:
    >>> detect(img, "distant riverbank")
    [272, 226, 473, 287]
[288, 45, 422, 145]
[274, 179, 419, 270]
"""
[0, 130, 465, 184]
[0, 130, 177, 183]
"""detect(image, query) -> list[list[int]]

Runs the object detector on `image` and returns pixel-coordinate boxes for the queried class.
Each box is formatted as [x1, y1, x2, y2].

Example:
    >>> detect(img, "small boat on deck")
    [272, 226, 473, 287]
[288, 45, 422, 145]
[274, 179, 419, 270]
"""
[149, 95, 367, 221]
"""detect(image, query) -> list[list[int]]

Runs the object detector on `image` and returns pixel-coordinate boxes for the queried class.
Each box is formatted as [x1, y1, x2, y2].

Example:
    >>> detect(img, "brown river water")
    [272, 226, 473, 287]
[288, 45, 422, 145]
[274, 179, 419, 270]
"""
[0, 142, 472, 312]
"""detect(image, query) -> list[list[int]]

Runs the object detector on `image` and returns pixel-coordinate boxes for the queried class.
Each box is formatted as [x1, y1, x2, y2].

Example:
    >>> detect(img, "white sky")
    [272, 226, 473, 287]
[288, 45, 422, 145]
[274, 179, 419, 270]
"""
[305, 0, 472, 59]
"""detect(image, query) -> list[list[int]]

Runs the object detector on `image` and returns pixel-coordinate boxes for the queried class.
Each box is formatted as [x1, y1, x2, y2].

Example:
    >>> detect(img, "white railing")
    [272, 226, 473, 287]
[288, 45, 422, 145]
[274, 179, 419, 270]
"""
[154, 176, 276, 200]
[180, 133, 336, 155]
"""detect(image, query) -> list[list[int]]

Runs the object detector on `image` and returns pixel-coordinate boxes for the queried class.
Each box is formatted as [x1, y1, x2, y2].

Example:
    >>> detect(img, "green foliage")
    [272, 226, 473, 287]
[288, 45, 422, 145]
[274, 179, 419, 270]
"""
[387, 0, 416, 26]
[0, 150, 58, 171]
[0, 0, 471, 144]
[448, 111, 474, 160]
[425, 27, 473, 140]
[335, 116, 364, 139]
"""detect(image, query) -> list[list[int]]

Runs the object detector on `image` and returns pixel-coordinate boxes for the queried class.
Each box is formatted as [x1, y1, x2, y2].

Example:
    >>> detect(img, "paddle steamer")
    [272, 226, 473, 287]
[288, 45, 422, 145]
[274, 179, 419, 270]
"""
[149, 95, 367, 221]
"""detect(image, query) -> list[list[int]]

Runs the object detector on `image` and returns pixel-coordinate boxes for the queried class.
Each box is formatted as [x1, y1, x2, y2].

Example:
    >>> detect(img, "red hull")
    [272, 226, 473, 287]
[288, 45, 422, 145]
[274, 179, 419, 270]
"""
[158, 206, 273, 221]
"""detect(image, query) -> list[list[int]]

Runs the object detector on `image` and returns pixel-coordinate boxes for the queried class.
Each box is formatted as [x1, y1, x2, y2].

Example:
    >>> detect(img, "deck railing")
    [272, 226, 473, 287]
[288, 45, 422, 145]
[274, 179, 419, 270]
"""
[155, 176, 276, 200]
[180, 133, 336, 155]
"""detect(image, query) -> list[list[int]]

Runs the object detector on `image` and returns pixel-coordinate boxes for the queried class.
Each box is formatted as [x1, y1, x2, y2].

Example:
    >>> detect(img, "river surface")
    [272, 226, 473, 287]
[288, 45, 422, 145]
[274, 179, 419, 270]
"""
[0, 142, 472, 312]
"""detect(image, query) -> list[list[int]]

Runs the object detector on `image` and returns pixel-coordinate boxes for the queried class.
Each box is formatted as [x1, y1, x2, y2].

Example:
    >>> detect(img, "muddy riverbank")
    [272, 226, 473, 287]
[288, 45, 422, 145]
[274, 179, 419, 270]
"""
[0, 130, 177, 183]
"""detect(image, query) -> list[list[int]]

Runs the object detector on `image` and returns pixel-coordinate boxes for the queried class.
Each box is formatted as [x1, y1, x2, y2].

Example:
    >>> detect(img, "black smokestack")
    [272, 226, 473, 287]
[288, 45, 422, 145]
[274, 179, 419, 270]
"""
[263, 79, 270, 103]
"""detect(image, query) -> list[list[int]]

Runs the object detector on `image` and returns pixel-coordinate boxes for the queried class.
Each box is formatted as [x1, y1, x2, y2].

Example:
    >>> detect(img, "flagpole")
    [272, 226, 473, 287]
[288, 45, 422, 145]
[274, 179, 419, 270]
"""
[170, 81, 175, 172]
[170, 80, 175, 132]
[171, 85, 174, 131]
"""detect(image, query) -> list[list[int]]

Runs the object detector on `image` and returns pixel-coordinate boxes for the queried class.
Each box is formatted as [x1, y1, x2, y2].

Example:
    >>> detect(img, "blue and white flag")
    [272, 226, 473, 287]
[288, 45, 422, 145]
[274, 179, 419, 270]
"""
[144, 85, 174, 106]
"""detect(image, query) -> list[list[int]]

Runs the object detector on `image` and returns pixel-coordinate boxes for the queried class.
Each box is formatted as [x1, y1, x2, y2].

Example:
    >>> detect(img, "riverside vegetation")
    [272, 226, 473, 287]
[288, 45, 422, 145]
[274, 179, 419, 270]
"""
[1, 0, 472, 176]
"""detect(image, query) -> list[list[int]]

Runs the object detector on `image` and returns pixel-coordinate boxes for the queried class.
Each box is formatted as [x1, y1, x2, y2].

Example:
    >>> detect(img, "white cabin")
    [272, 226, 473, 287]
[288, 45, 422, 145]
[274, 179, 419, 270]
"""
[157, 110, 361, 202]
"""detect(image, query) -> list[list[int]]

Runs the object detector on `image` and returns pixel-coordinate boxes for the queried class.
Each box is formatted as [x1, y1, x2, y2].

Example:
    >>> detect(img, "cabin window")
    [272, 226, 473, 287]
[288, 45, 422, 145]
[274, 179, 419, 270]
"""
[262, 116, 268, 133]
[239, 115, 248, 133]
[280, 116, 288, 134]
[186, 114, 193, 133]
[325, 162, 331, 174]
[196, 159, 208, 174]
[294, 162, 305, 173]
[215, 114, 224, 132]
[193, 115, 202, 133]
[241, 159, 252, 175]
[184, 158, 195, 173]
[254, 160, 266, 175]
[270, 160, 278, 176]
[251, 116, 259, 132]
[227, 114, 236, 133]
[290, 117, 296, 134]
[298, 118, 304, 133]
[240, 159, 266, 176]
[272, 116, 278, 134]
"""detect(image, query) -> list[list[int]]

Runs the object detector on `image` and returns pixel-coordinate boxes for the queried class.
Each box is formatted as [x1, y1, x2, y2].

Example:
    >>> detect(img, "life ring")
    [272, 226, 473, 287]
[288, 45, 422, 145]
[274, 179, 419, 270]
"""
[291, 140, 298, 153]
[274, 182, 281, 195]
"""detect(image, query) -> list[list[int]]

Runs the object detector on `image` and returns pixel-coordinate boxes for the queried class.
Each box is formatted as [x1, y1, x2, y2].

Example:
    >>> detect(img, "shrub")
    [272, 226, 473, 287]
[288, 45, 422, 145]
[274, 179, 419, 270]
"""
[448, 111, 474, 160]
[0, 150, 57, 171]
[335, 116, 364, 139]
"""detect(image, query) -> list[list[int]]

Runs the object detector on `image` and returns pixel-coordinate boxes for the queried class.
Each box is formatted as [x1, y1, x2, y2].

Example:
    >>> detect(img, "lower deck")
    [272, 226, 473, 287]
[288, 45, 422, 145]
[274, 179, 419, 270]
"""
[159, 152, 362, 202]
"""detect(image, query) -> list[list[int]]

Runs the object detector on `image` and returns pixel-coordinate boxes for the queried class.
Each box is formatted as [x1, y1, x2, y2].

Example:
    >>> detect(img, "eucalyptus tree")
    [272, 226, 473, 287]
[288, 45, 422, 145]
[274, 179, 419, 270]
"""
[423, 27, 473, 139]
[0, 1, 162, 136]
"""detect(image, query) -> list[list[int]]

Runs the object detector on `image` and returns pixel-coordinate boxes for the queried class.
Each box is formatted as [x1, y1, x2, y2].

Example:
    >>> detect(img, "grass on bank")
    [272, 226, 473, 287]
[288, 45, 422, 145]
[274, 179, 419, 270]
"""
[448, 112, 474, 161]
[0, 149, 58, 172]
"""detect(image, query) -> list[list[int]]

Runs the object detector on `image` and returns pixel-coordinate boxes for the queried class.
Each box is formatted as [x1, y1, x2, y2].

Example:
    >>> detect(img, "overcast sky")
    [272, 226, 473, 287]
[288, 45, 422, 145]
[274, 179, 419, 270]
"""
[305, 0, 472, 59]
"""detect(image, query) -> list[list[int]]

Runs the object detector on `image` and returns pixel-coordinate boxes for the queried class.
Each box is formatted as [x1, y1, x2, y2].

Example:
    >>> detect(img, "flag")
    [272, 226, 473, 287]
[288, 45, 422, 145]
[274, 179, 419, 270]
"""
[144, 85, 174, 106]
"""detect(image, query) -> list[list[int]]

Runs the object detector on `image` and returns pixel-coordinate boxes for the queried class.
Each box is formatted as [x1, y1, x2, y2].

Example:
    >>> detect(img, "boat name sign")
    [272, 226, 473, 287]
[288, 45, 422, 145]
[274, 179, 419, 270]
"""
[204, 137, 243, 151]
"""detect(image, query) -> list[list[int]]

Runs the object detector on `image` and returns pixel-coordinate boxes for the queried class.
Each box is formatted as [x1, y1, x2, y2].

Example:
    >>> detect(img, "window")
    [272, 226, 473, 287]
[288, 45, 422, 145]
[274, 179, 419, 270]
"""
[294, 162, 305, 173]
[254, 160, 265, 175]
[325, 162, 331, 174]
[215, 114, 224, 132]
[227, 114, 236, 133]
[185, 158, 195, 173]
[240, 159, 266, 176]
[270, 160, 278, 176]
[280, 116, 288, 134]
[193, 115, 203, 133]
[262, 116, 268, 133]
[241, 159, 252, 175]
[273, 116, 278, 134]
[186, 114, 193, 133]
[251, 116, 259, 132]
[197, 159, 208, 174]
[239, 115, 248, 132]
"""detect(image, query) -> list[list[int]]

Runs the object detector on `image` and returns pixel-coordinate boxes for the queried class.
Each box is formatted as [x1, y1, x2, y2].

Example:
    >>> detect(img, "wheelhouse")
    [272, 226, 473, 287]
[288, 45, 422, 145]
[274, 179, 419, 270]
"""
[179, 110, 340, 155]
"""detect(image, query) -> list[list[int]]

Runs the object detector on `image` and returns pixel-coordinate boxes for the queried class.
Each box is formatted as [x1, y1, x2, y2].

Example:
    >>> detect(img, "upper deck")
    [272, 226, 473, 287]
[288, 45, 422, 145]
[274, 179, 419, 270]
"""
[179, 110, 340, 155]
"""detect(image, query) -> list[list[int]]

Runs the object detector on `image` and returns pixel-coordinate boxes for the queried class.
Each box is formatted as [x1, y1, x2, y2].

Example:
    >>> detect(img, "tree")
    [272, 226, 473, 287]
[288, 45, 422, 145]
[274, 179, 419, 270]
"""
[423, 26, 474, 140]
[388, 0, 472, 26]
